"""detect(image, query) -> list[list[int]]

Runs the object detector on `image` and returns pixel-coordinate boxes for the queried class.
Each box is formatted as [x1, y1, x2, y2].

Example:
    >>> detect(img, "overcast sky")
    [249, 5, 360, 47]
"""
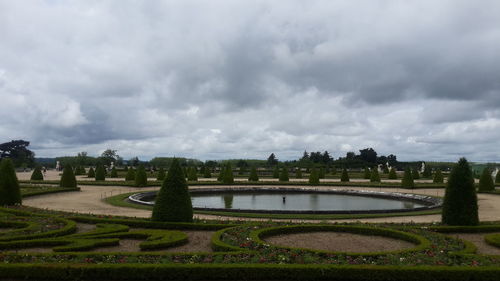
[1, 0, 500, 162]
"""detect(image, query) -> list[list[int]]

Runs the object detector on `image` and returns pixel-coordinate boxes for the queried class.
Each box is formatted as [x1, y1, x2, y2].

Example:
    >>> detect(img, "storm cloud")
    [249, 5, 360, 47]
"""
[1, 0, 500, 161]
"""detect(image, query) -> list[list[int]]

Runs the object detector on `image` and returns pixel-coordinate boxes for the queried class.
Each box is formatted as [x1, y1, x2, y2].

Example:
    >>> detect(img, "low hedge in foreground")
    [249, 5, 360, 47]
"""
[484, 233, 500, 249]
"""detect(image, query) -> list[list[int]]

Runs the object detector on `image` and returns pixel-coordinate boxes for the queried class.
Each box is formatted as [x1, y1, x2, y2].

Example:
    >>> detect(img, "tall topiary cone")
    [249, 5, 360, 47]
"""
[94, 165, 106, 181]
[308, 168, 320, 185]
[217, 166, 225, 182]
[331, 166, 337, 175]
[125, 167, 135, 181]
[401, 167, 414, 189]
[223, 164, 234, 184]
[203, 168, 212, 178]
[0, 158, 22, 205]
[412, 167, 420, 180]
[272, 166, 280, 179]
[295, 168, 302, 179]
[30, 166, 44, 180]
[370, 168, 381, 182]
[318, 168, 325, 179]
[187, 167, 198, 181]
[478, 168, 495, 192]
[340, 168, 350, 182]
[442, 158, 478, 226]
[110, 166, 118, 178]
[433, 169, 444, 183]
[135, 164, 148, 187]
[423, 165, 432, 178]
[496, 170, 500, 184]
[152, 159, 193, 222]
[60, 164, 77, 188]
[279, 167, 289, 182]
[248, 166, 259, 181]
[388, 167, 397, 179]
[363, 167, 371, 179]
[156, 167, 166, 181]
[87, 167, 95, 178]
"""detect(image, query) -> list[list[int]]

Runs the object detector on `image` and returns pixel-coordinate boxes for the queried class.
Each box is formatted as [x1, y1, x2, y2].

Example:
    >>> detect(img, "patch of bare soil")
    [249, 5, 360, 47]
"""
[163, 231, 215, 253]
[75, 223, 96, 234]
[265, 232, 415, 253]
[450, 232, 500, 255]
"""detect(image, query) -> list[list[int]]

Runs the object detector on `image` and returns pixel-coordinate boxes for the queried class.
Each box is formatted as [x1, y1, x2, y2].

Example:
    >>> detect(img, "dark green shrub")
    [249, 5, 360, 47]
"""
[308, 168, 319, 185]
[238, 166, 246, 175]
[248, 167, 259, 181]
[30, 166, 44, 180]
[110, 166, 118, 178]
[87, 167, 95, 178]
[442, 158, 478, 226]
[496, 170, 500, 183]
[383, 165, 389, 174]
[279, 167, 289, 182]
[156, 167, 166, 181]
[422, 165, 432, 178]
[134, 165, 148, 187]
[331, 165, 337, 175]
[223, 164, 234, 184]
[123, 166, 128, 172]
[125, 167, 135, 181]
[295, 168, 302, 179]
[363, 167, 371, 179]
[340, 168, 349, 182]
[318, 168, 325, 179]
[401, 167, 414, 189]
[272, 166, 280, 178]
[95, 165, 106, 181]
[433, 169, 444, 183]
[412, 167, 420, 179]
[187, 167, 198, 181]
[59, 164, 77, 188]
[478, 168, 494, 192]
[0, 158, 22, 205]
[388, 168, 397, 179]
[217, 167, 224, 182]
[203, 168, 211, 178]
[370, 168, 381, 182]
[151, 158, 193, 222]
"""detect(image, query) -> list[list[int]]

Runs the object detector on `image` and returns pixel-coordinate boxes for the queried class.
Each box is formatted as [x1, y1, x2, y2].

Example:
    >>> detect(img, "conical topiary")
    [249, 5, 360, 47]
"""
[30, 166, 44, 180]
[331, 166, 337, 175]
[383, 165, 389, 174]
[272, 166, 280, 179]
[295, 168, 302, 179]
[370, 168, 381, 182]
[110, 166, 118, 178]
[496, 170, 500, 184]
[442, 158, 478, 225]
[478, 168, 495, 192]
[318, 168, 325, 179]
[152, 158, 193, 222]
[340, 168, 349, 182]
[60, 164, 77, 188]
[239, 166, 246, 175]
[248, 166, 259, 181]
[0, 158, 22, 205]
[412, 168, 420, 180]
[87, 167, 95, 178]
[134, 164, 148, 187]
[363, 167, 371, 179]
[203, 168, 212, 178]
[433, 169, 444, 183]
[156, 167, 166, 181]
[388, 167, 397, 179]
[125, 167, 135, 181]
[308, 168, 320, 185]
[222, 164, 234, 184]
[401, 167, 414, 189]
[423, 165, 432, 178]
[217, 166, 225, 182]
[187, 167, 198, 181]
[279, 167, 289, 182]
[95, 165, 106, 181]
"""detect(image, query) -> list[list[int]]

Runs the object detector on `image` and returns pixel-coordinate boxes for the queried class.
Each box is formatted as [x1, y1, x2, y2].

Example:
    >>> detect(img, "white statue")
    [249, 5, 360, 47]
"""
[420, 162, 425, 173]
[55, 161, 61, 171]
[386, 161, 391, 171]
[378, 164, 383, 173]
[492, 168, 499, 178]
[110, 162, 114, 169]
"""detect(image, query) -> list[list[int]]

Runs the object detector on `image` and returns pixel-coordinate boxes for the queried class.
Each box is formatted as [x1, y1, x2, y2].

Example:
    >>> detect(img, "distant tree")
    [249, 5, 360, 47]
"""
[331, 165, 337, 175]
[87, 167, 95, 178]
[236, 160, 248, 168]
[134, 164, 148, 187]
[59, 164, 77, 188]
[100, 149, 119, 166]
[442, 158, 478, 225]
[321, 151, 333, 164]
[300, 151, 309, 161]
[222, 164, 234, 184]
[346, 152, 356, 160]
[402, 167, 414, 189]
[156, 167, 165, 181]
[267, 153, 278, 166]
[187, 167, 198, 181]
[95, 165, 106, 181]
[388, 167, 398, 179]
[382, 165, 389, 174]
[340, 168, 350, 182]
[370, 168, 381, 182]
[363, 167, 371, 179]
[279, 167, 289, 182]
[30, 166, 44, 180]
[125, 167, 135, 181]
[129, 156, 140, 167]
[295, 168, 302, 179]
[0, 140, 35, 167]
[359, 148, 377, 163]
[110, 166, 118, 178]
[203, 167, 212, 178]
[308, 168, 320, 185]
[422, 164, 432, 178]
[0, 158, 22, 205]
[248, 166, 259, 181]
[412, 168, 420, 180]
[151, 159, 193, 222]
[272, 166, 280, 178]
[387, 154, 398, 166]
[478, 168, 495, 192]
[433, 169, 444, 183]
[238, 166, 247, 175]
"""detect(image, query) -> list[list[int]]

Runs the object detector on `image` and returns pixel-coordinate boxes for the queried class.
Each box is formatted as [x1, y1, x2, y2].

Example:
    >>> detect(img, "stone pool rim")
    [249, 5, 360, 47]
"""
[127, 187, 442, 215]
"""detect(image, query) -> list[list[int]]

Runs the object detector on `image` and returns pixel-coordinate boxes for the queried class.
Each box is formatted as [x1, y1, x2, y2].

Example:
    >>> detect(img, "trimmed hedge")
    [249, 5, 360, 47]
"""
[484, 233, 500, 249]
[95, 165, 106, 181]
[134, 165, 148, 187]
[0, 158, 22, 205]
[60, 165, 77, 188]
[30, 166, 44, 180]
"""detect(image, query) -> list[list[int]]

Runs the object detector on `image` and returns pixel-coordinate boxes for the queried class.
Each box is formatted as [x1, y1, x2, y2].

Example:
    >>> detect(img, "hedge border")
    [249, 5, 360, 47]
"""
[484, 233, 500, 249]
